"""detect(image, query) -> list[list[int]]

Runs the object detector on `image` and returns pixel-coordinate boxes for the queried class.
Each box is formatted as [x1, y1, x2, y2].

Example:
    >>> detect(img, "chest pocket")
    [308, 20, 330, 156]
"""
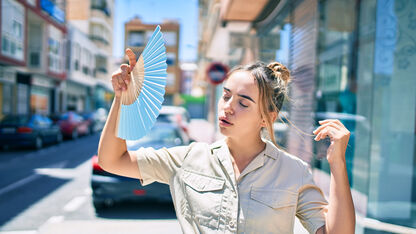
[181, 169, 225, 230]
[246, 187, 298, 233]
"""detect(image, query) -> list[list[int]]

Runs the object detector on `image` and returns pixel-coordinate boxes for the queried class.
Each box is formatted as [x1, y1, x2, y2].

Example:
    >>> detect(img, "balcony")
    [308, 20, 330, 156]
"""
[220, 0, 269, 22]
[89, 35, 109, 45]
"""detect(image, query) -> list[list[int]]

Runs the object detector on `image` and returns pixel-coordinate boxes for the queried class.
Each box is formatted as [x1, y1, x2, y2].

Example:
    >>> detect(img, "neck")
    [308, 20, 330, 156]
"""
[225, 135, 266, 166]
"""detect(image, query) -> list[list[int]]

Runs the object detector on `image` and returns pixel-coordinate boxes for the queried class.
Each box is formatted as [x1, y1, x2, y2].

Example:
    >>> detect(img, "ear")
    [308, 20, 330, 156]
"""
[261, 112, 278, 127]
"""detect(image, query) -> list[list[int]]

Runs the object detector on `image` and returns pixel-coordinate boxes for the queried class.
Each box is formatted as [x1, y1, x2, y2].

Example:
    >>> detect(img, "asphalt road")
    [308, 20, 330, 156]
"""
[0, 132, 182, 234]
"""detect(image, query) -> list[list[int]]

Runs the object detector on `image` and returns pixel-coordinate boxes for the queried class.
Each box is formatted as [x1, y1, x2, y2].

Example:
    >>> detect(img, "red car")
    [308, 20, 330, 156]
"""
[58, 112, 90, 139]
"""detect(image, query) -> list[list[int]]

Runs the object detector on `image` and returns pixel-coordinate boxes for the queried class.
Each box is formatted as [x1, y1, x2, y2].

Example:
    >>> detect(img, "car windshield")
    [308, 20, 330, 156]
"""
[0, 115, 30, 125]
[126, 124, 181, 147]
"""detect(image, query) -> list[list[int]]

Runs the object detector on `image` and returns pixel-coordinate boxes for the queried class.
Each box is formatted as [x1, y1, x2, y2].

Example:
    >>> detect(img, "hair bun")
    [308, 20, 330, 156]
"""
[267, 62, 291, 85]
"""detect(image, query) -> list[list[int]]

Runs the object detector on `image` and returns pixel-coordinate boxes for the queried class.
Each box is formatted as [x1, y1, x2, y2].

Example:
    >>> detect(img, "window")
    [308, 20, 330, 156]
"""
[73, 43, 80, 71]
[164, 31, 177, 46]
[1, 0, 24, 61]
[90, 24, 109, 44]
[95, 55, 107, 73]
[166, 52, 176, 66]
[91, 0, 110, 16]
[48, 25, 64, 73]
[128, 31, 144, 47]
[28, 23, 43, 68]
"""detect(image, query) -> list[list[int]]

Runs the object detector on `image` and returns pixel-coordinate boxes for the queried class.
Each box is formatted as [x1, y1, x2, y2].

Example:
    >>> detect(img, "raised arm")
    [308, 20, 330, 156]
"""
[97, 48, 141, 179]
[313, 119, 356, 234]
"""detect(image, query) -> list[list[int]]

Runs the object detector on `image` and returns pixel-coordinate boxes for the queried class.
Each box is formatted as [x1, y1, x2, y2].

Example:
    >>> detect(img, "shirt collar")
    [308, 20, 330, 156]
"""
[210, 138, 279, 160]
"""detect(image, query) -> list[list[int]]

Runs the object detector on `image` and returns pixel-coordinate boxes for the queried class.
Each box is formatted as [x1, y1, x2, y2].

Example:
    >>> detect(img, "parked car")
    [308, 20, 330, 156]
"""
[91, 121, 190, 209]
[57, 111, 90, 139]
[158, 105, 191, 141]
[0, 114, 63, 150]
[80, 108, 108, 134]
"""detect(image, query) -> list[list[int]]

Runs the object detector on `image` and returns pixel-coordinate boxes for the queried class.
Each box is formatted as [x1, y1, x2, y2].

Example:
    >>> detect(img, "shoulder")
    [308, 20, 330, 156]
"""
[266, 141, 311, 174]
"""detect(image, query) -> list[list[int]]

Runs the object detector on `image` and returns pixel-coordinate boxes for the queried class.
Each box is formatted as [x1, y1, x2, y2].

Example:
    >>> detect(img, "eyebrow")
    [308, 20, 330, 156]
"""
[223, 87, 256, 103]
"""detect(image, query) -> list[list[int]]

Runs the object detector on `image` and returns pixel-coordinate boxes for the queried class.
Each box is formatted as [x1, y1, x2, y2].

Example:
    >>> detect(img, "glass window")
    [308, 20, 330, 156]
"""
[48, 25, 64, 73]
[315, 0, 416, 230]
[164, 31, 177, 46]
[128, 31, 144, 47]
[166, 52, 176, 66]
[1, 0, 24, 61]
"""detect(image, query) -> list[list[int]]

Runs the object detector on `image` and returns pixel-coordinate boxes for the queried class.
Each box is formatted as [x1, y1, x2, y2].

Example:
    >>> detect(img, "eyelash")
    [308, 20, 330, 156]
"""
[223, 95, 248, 108]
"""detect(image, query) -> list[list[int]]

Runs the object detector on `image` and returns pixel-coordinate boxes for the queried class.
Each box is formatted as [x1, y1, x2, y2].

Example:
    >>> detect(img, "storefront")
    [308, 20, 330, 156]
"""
[30, 75, 55, 115]
[0, 66, 16, 119]
[65, 80, 89, 112]
[255, 0, 416, 232]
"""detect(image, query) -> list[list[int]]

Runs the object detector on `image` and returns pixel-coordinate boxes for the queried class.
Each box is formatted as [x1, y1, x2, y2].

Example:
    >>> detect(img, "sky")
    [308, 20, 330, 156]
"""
[113, 0, 199, 62]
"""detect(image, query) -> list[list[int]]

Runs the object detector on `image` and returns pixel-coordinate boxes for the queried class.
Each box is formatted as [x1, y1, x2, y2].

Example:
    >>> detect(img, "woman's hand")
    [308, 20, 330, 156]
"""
[111, 48, 137, 98]
[313, 119, 350, 166]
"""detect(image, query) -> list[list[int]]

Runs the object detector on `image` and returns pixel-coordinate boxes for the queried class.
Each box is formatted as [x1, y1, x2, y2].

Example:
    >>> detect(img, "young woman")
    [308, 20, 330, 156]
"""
[98, 48, 355, 234]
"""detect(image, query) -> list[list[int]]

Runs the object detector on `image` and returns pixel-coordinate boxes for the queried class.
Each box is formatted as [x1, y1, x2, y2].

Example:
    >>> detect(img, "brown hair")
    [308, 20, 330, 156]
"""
[227, 61, 291, 148]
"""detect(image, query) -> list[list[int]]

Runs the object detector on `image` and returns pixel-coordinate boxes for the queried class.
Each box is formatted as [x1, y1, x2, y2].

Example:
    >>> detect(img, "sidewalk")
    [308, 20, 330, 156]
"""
[30, 218, 308, 234]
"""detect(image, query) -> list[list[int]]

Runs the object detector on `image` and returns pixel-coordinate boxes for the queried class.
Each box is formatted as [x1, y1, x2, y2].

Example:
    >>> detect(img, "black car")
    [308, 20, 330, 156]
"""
[91, 121, 189, 209]
[0, 114, 63, 150]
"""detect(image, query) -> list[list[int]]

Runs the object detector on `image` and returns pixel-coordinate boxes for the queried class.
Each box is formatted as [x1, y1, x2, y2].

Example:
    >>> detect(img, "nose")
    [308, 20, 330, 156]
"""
[223, 97, 234, 115]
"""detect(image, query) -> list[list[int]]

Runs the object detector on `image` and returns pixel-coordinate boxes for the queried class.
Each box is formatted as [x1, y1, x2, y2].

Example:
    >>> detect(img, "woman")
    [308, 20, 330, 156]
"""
[98, 48, 355, 234]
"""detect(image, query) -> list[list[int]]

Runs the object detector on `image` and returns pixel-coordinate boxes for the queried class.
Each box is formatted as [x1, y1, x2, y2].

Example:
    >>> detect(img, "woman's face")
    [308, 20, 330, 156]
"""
[217, 71, 264, 138]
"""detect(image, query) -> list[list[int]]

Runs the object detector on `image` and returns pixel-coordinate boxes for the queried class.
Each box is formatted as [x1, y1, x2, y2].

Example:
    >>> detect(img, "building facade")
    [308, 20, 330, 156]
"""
[198, 0, 416, 233]
[0, 0, 67, 119]
[66, 0, 114, 110]
[124, 17, 181, 106]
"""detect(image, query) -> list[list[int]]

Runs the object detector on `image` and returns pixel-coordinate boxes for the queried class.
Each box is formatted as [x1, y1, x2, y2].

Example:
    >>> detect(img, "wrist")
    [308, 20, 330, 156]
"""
[328, 156, 346, 170]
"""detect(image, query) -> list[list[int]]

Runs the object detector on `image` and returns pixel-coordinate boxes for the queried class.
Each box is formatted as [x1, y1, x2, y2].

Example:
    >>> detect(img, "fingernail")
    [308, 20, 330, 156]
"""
[319, 120, 323, 123]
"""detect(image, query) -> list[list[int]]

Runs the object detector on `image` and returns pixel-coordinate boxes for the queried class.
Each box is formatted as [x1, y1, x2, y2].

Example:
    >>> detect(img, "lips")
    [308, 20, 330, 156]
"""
[219, 116, 233, 125]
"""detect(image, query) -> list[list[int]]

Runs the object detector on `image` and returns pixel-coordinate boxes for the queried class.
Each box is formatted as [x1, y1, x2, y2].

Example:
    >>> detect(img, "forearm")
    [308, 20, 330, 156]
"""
[97, 97, 127, 168]
[326, 157, 356, 234]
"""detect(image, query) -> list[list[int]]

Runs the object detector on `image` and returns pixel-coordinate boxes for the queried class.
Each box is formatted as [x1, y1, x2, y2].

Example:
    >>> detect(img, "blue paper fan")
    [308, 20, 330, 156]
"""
[116, 25, 167, 140]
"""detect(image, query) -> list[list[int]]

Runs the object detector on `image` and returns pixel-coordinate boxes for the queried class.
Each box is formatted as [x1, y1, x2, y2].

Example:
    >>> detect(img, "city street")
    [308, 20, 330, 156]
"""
[0, 123, 310, 234]
[0, 133, 182, 234]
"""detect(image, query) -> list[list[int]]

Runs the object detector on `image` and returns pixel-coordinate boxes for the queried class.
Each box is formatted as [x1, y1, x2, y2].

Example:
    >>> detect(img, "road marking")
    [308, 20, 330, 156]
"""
[84, 187, 92, 195]
[0, 231, 38, 234]
[45, 215, 64, 224]
[0, 174, 41, 197]
[63, 196, 86, 212]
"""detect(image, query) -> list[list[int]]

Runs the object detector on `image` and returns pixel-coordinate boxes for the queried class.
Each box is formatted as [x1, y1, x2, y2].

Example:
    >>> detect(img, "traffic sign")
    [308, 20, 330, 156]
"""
[206, 62, 229, 85]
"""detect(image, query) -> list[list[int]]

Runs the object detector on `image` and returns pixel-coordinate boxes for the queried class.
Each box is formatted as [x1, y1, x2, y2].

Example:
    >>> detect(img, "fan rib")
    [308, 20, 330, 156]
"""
[142, 85, 164, 101]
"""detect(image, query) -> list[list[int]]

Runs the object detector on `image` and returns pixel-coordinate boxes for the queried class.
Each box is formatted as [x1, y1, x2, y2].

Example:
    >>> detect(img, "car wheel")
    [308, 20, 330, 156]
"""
[72, 130, 78, 139]
[34, 136, 43, 150]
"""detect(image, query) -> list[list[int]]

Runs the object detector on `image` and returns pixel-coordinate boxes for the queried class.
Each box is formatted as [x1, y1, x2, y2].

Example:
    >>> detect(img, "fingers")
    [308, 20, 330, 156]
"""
[111, 73, 122, 92]
[314, 125, 338, 141]
[125, 48, 137, 72]
[313, 122, 341, 136]
[318, 119, 344, 127]
[120, 64, 130, 85]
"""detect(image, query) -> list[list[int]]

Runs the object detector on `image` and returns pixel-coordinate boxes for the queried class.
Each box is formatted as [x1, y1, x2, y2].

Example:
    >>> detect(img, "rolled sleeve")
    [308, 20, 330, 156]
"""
[296, 163, 328, 234]
[136, 143, 194, 186]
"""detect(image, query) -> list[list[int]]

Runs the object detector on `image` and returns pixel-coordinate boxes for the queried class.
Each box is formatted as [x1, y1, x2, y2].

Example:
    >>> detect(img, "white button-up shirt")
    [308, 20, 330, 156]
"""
[136, 139, 328, 233]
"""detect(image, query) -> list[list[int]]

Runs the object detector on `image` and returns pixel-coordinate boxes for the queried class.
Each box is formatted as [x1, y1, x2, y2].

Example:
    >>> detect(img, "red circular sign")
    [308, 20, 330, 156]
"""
[206, 62, 229, 85]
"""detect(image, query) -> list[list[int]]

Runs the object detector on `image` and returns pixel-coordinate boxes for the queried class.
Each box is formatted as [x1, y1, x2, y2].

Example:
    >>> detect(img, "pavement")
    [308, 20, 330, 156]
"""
[31, 218, 308, 234]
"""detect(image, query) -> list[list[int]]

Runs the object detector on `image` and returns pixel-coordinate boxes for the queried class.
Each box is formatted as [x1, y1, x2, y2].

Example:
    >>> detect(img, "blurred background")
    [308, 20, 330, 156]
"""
[0, 0, 415, 233]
